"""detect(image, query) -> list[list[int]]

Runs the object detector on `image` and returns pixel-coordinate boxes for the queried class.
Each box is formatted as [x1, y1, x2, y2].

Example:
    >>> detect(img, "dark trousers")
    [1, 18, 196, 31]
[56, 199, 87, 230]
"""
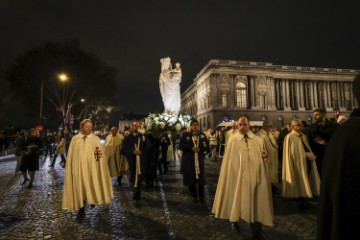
[44, 146, 53, 159]
[188, 180, 204, 201]
[50, 154, 66, 167]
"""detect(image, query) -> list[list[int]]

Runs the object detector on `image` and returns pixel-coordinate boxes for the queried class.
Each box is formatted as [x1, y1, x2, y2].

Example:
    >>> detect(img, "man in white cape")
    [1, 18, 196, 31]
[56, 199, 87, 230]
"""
[282, 119, 320, 211]
[62, 119, 113, 216]
[105, 127, 128, 185]
[257, 120, 280, 194]
[212, 116, 273, 239]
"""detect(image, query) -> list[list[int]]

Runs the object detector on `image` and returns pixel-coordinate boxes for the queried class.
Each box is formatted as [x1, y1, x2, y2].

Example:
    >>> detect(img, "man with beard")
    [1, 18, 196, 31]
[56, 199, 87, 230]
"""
[307, 108, 337, 176]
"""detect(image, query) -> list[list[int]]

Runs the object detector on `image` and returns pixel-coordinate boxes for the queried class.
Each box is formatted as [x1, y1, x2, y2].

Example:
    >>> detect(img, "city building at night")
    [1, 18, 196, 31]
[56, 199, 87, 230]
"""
[181, 59, 360, 129]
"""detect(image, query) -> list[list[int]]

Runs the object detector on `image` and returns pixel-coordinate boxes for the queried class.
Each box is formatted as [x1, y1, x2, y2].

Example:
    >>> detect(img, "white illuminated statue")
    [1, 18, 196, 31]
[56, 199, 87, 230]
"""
[159, 57, 182, 116]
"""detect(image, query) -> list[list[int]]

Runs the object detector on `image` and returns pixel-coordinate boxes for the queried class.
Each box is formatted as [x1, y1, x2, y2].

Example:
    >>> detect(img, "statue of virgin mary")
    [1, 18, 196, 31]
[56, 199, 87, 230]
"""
[159, 57, 182, 116]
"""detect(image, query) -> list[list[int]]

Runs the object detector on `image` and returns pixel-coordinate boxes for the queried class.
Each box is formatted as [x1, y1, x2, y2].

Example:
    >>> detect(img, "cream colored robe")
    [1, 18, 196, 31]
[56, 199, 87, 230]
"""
[62, 133, 113, 211]
[282, 131, 320, 198]
[212, 131, 274, 226]
[257, 129, 278, 185]
[105, 133, 128, 177]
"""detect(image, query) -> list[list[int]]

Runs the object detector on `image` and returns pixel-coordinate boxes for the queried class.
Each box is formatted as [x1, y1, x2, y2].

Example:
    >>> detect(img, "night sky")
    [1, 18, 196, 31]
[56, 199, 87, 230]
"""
[1, 0, 360, 128]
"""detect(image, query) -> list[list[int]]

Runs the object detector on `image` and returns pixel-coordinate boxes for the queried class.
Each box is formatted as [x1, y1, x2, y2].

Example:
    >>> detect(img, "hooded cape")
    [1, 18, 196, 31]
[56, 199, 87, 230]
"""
[62, 133, 113, 211]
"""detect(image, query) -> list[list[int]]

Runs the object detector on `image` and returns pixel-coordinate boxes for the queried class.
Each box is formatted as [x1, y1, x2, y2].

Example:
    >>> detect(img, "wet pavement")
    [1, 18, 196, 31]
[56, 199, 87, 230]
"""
[0, 154, 317, 239]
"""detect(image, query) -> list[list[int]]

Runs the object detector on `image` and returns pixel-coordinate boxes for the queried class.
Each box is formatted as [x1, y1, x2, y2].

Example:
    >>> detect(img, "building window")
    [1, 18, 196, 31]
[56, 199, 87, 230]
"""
[222, 93, 228, 108]
[236, 82, 247, 108]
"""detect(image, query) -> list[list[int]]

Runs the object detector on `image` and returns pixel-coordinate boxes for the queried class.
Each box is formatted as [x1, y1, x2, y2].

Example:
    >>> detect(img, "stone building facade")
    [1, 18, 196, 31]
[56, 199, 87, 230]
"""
[181, 60, 359, 129]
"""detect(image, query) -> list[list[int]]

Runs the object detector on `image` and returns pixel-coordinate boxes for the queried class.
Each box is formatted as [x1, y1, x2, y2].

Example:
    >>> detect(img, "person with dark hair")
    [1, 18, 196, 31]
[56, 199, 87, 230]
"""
[122, 122, 151, 202]
[62, 119, 113, 217]
[19, 128, 43, 188]
[212, 116, 273, 239]
[318, 74, 360, 239]
[307, 108, 337, 176]
[49, 132, 66, 168]
[43, 131, 54, 161]
[179, 119, 209, 203]
[14, 130, 26, 174]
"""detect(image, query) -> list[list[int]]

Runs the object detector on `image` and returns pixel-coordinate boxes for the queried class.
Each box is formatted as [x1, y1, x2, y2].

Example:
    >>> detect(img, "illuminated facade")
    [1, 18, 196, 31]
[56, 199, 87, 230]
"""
[181, 60, 359, 129]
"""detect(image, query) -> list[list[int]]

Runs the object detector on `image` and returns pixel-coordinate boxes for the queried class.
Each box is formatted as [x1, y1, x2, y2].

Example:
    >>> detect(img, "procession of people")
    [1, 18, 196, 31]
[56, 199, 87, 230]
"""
[4, 69, 359, 240]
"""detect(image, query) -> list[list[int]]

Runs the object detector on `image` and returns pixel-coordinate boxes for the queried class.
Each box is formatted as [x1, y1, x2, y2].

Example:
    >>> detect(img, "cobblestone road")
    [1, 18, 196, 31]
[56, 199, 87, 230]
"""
[0, 154, 317, 239]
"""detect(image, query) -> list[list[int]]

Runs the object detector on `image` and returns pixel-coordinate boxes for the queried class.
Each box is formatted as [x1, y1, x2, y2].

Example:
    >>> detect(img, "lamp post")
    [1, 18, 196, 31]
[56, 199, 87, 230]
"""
[39, 81, 44, 125]
[39, 73, 68, 129]
[58, 73, 69, 130]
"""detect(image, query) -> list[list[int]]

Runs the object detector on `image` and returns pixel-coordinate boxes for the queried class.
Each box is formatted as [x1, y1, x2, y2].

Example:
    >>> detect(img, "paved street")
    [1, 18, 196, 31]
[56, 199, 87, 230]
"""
[0, 154, 317, 240]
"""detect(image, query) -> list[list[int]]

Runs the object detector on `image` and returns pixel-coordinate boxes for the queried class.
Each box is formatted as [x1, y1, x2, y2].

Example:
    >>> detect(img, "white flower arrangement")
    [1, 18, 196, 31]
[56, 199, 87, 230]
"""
[143, 113, 192, 137]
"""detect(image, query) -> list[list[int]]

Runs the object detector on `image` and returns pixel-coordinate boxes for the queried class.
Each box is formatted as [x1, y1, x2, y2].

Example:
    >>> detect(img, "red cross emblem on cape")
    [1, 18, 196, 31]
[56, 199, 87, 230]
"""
[94, 147, 102, 161]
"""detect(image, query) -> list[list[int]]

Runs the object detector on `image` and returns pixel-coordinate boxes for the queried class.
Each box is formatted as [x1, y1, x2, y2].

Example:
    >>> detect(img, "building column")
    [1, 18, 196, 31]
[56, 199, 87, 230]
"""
[299, 80, 305, 110]
[251, 76, 258, 109]
[268, 77, 276, 110]
[310, 81, 315, 110]
[276, 80, 282, 109]
[295, 80, 301, 110]
[326, 82, 333, 111]
[314, 81, 319, 109]
[285, 79, 291, 110]
[336, 82, 342, 111]
[350, 83, 358, 108]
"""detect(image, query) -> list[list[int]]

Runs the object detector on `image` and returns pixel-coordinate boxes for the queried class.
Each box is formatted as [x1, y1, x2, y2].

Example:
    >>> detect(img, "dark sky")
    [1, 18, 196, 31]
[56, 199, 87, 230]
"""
[1, 0, 360, 127]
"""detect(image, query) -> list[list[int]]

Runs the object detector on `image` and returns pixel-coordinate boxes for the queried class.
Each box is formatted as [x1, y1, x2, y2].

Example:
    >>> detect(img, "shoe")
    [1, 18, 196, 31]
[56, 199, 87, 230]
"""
[252, 232, 266, 240]
[90, 204, 95, 209]
[21, 178, 30, 185]
[78, 207, 85, 217]
[117, 176, 122, 185]
[231, 222, 241, 233]
[271, 185, 281, 195]
[27, 183, 33, 189]
[132, 192, 140, 201]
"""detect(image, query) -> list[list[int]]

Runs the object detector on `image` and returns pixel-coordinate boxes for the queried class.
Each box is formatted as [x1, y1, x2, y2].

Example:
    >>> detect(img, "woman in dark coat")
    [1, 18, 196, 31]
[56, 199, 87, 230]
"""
[20, 128, 43, 188]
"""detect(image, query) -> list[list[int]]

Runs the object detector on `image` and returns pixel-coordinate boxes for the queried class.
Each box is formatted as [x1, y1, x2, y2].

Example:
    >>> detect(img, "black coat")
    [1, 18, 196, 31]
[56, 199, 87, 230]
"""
[19, 136, 43, 171]
[146, 134, 161, 178]
[179, 131, 209, 186]
[307, 119, 337, 175]
[317, 109, 360, 240]
[122, 132, 151, 184]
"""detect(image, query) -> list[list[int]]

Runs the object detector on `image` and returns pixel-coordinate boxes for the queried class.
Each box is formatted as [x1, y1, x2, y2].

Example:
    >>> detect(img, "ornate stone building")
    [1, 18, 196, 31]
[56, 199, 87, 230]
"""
[181, 60, 359, 129]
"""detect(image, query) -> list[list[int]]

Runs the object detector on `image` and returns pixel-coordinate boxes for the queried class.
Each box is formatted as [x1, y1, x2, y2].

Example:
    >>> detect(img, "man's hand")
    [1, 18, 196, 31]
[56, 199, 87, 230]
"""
[133, 150, 142, 155]
[192, 146, 200, 152]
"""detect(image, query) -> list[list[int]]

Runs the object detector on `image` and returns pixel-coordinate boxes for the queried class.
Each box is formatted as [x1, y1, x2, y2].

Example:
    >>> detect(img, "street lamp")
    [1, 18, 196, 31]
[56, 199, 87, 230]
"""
[39, 73, 69, 126]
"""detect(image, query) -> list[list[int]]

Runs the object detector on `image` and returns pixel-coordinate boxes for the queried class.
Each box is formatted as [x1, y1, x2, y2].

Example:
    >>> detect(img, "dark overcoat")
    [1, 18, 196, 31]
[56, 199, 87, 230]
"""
[19, 136, 43, 171]
[122, 132, 151, 184]
[318, 109, 360, 240]
[179, 131, 209, 186]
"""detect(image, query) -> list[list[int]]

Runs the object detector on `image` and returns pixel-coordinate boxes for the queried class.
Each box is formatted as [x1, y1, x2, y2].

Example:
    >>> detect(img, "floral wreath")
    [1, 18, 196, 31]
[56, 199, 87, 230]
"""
[142, 112, 193, 138]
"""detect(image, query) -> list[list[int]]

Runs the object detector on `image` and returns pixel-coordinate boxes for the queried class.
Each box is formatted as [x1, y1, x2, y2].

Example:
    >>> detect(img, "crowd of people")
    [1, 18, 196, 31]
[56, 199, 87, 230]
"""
[7, 74, 360, 240]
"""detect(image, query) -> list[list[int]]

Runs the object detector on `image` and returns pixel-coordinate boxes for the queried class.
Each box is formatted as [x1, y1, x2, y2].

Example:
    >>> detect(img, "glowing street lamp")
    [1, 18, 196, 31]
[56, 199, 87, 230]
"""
[58, 73, 68, 82]
[39, 72, 69, 126]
